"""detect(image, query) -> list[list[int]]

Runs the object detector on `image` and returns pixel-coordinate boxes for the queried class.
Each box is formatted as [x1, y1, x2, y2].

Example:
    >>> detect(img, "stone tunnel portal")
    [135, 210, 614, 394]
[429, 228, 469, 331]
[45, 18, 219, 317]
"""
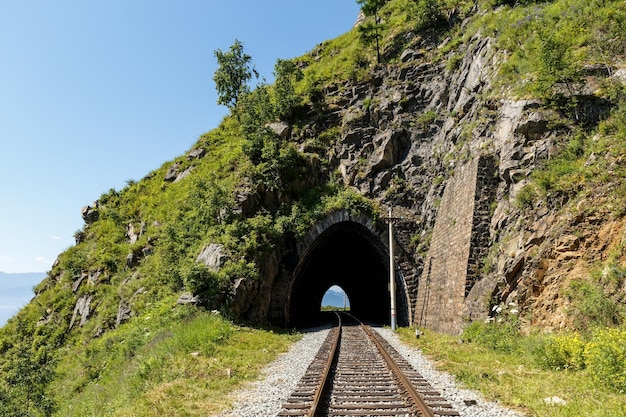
[288, 221, 405, 328]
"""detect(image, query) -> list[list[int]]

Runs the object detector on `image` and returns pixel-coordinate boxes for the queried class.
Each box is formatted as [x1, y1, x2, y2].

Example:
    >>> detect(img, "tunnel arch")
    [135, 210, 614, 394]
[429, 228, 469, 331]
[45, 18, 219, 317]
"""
[273, 210, 410, 328]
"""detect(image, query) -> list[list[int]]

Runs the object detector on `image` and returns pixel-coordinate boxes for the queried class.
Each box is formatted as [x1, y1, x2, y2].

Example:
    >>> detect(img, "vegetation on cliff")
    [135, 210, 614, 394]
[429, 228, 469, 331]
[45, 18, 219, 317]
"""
[1, 0, 626, 415]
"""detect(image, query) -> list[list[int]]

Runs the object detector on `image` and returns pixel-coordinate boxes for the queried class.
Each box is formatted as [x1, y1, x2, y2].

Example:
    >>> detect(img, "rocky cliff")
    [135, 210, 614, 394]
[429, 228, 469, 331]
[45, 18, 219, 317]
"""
[226, 25, 626, 331]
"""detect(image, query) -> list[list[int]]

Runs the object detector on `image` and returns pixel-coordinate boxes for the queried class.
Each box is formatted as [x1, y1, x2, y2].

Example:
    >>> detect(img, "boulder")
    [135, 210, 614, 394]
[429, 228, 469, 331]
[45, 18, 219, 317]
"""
[164, 162, 181, 182]
[126, 222, 139, 244]
[72, 273, 87, 292]
[367, 130, 409, 173]
[614, 68, 626, 84]
[400, 49, 421, 63]
[164, 162, 193, 182]
[177, 292, 199, 305]
[126, 253, 136, 268]
[267, 121, 290, 140]
[69, 295, 92, 328]
[115, 301, 132, 327]
[174, 166, 193, 182]
[197, 243, 228, 272]
[187, 147, 206, 160]
[81, 202, 99, 224]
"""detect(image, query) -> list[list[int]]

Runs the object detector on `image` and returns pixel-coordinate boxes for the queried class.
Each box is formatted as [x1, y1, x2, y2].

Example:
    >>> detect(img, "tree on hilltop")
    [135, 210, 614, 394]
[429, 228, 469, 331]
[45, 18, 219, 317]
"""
[356, 0, 389, 63]
[213, 39, 257, 110]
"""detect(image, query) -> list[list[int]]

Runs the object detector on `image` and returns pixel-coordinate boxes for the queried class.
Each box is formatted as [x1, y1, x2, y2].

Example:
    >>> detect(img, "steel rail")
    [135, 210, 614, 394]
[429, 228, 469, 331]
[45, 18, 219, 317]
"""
[361, 322, 437, 417]
[307, 311, 341, 417]
[279, 311, 455, 417]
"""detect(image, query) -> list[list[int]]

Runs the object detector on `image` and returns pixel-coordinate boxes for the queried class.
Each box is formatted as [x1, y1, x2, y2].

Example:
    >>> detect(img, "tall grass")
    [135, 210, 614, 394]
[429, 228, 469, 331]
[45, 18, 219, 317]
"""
[50, 302, 300, 416]
[398, 323, 626, 416]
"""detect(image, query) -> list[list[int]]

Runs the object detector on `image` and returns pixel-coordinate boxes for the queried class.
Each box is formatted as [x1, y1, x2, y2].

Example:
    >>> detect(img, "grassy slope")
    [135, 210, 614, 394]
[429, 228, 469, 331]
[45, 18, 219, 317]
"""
[397, 327, 626, 417]
[50, 301, 300, 416]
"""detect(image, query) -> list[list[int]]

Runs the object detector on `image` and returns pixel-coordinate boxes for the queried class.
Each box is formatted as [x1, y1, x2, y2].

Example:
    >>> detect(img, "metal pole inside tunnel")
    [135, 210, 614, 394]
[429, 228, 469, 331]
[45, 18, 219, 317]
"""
[389, 206, 397, 331]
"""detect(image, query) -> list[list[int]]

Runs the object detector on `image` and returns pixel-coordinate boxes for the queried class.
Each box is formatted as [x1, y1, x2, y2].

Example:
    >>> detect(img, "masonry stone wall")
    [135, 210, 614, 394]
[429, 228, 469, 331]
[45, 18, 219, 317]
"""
[463, 156, 499, 321]
[414, 156, 497, 334]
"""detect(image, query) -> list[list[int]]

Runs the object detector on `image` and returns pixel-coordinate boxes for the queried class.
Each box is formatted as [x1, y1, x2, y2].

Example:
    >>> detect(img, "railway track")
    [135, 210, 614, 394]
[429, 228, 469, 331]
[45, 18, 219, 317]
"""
[278, 313, 459, 417]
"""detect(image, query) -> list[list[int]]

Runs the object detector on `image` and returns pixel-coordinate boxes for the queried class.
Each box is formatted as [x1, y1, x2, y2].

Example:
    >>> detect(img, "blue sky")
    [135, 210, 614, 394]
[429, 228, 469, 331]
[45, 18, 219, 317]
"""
[0, 1, 361, 273]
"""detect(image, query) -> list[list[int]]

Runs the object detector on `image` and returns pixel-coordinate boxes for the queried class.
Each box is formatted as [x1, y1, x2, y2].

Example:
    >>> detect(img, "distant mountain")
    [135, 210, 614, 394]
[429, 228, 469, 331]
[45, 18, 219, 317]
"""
[0, 272, 46, 326]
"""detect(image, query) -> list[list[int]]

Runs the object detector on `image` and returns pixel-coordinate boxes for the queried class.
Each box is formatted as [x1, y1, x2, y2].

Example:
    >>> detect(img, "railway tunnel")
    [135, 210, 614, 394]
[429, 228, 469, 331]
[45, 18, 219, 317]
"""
[285, 218, 409, 328]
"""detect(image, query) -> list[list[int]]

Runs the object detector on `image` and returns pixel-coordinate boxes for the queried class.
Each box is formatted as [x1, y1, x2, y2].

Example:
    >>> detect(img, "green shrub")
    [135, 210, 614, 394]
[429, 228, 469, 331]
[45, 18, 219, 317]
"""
[462, 304, 521, 353]
[408, 0, 448, 32]
[180, 262, 221, 296]
[514, 183, 537, 209]
[0, 316, 57, 416]
[537, 332, 586, 370]
[531, 327, 626, 393]
[566, 278, 624, 331]
[584, 328, 626, 392]
[533, 31, 582, 98]
[273, 58, 304, 121]
[415, 110, 438, 128]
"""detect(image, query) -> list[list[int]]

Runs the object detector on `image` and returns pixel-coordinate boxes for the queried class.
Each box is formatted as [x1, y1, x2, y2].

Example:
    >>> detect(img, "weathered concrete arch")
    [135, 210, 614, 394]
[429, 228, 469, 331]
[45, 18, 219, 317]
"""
[269, 210, 411, 328]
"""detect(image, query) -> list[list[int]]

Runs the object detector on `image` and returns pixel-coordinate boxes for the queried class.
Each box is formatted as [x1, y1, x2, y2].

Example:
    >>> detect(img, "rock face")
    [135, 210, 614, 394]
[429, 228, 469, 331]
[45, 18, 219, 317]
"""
[297, 36, 506, 332]
[224, 31, 624, 333]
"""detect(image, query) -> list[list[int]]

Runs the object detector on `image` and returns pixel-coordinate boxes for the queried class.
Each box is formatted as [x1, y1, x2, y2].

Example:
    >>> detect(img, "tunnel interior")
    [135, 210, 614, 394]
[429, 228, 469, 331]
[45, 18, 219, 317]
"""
[289, 221, 395, 328]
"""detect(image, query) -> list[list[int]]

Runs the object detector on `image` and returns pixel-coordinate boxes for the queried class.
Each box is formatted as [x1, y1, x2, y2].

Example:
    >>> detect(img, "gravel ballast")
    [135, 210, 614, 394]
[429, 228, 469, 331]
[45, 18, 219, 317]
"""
[216, 326, 331, 417]
[215, 325, 524, 417]
[374, 327, 524, 417]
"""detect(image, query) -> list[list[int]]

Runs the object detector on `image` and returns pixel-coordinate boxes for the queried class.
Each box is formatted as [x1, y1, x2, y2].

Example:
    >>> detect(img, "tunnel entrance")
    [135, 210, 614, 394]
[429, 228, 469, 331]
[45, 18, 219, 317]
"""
[288, 220, 407, 328]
